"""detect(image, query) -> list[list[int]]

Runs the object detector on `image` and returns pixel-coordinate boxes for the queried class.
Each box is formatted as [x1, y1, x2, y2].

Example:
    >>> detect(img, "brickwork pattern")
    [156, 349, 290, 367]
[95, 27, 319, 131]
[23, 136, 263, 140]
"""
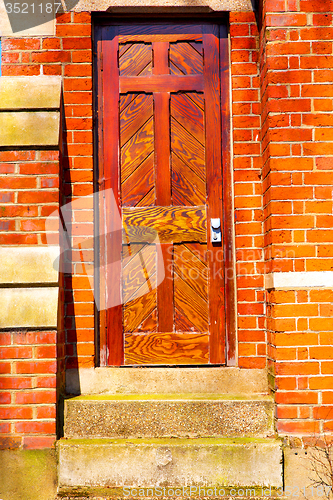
[230, 12, 266, 369]
[0, 331, 57, 449]
[1, 6, 333, 447]
[0, 150, 59, 245]
[262, 0, 333, 437]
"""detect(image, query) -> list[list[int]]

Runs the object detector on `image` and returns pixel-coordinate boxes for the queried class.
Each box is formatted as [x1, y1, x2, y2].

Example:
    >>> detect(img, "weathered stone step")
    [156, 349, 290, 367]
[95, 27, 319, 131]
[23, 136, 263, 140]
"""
[64, 394, 275, 439]
[57, 437, 283, 494]
[66, 367, 269, 395]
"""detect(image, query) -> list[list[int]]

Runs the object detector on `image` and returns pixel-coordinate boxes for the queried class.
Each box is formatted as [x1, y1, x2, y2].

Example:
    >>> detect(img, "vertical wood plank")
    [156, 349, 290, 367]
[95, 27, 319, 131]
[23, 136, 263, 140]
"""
[102, 26, 124, 366]
[154, 92, 171, 205]
[220, 25, 236, 366]
[96, 27, 106, 366]
[203, 24, 226, 364]
[153, 41, 174, 333]
[153, 41, 169, 75]
[157, 243, 174, 332]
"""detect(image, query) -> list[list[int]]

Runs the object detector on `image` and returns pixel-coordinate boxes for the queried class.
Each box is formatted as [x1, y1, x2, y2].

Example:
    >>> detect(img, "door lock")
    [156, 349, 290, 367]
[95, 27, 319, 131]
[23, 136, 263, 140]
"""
[210, 218, 221, 243]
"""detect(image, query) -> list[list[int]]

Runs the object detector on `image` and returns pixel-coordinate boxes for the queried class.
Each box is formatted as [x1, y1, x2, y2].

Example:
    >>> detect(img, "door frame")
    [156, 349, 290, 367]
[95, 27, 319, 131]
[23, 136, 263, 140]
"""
[93, 15, 236, 367]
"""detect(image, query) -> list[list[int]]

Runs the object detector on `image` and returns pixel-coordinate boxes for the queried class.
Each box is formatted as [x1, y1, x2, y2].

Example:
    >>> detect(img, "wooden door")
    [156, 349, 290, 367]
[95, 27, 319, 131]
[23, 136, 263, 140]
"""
[97, 22, 232, 366]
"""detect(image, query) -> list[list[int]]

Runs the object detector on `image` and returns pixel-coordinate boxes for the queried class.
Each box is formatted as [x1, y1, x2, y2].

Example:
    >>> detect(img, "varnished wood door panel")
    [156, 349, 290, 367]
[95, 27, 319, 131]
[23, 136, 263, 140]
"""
[98, 22, 229, 366]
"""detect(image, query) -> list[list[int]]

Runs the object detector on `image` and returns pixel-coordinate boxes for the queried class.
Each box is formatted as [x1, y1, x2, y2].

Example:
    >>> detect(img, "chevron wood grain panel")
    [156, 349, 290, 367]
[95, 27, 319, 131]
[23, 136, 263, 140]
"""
[174, 243, 208, 333]
[174, 271, 208, 332]
[122, 244, 156, 303]
[136, 309, 157, 333]
[119, 43, 152, 76]
[172, 153, 205, 206]
[124, 332, 209, 364]
[120, 94, 153, 147]
[123, 289, 156, 333]
[121, 117, 154, 183]
[136, 188, 155, 207]
[171, 117, 205, 181]
[170, 42, 203, 75]
[119, 93, 137, 113]
[174, 308, 198, 332]
[174, 244, 208, 302]
[122, 206, 206, 243]
[122, 153, 154, 207]
[188, 92, 204, 111]
[170, 93, 204, 144]
[190, 41, 203, 54]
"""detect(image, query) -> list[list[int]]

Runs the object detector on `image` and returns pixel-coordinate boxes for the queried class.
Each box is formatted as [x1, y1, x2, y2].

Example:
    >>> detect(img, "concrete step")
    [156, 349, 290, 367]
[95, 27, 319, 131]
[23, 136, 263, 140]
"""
[66, 367, 269, 395]
[63, 394, 275, 439]
[57, 437, 283, 494]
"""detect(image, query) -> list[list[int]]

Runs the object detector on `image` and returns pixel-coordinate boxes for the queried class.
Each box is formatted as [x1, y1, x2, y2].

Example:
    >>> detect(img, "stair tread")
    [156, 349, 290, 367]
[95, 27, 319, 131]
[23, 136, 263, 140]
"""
[59, 436, 279, 445]
[67, 393, 273, 402]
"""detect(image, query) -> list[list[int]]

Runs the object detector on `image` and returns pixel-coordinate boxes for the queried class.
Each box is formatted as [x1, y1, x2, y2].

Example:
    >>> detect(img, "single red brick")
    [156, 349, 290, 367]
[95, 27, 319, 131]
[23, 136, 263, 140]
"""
[2, 38, 40, 50]
[56, 12, 72, 23]
[275, 391, 318, 404]
[2, 52, 20, 63]
[39, 151, 59, 161]
[238, 357, 266, 369]
[0, 422, 11, 433]
[36, 376, 57, 388]
[300, 0, 333, 12]
[15, 361, 56, 375]
[15, 421, 56, 434]
[56, 24, 91, 37]
[266, 14, 308, 27]
[0, 363, 11, 374]
[313, 14, 333, 25]
[0, 393, 11, 404]
[43, 65, 62, 76]
[0, 347, 32, 359]
[0, 437, 21, 450]
[277, 421, 320, 434]
[17, 192, 58, 204]
[15, 390, 56, 404]
[0, 327, 14, 340]
[36, 406, 56, 419]
[42, 38, 61, 49]
[2, 65, 40, 77]
[73, 12, 91, 23]
[35, 345, 56, 358]
[23, 436, 56, 449]
[0, 407, 33, 419]
[0, 234, 38, 245]
[31, 51, 71, 63]
[62, 38, 92, 50]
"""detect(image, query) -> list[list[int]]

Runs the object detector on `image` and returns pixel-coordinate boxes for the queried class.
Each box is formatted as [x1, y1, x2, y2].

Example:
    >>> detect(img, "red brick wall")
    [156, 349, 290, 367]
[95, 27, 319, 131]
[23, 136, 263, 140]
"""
[0, 150, 59, 245]
[0, 13, 93, 447]
[0, 148, 60, 449]
[230, 12, 266, 369]
[0, 331, 57, 449]
[262, 0, 333, 439]
[2, 6, 333, 447]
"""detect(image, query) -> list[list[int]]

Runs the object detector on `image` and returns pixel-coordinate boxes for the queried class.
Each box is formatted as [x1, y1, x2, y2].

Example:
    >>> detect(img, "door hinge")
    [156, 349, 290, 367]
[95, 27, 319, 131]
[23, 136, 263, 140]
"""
[99, 52, 103, 71]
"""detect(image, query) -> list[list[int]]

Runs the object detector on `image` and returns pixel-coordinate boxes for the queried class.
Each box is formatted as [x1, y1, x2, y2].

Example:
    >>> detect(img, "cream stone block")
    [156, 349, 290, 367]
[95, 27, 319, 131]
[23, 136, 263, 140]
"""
[0, 111, 60, 147]
[66, 367, 269, 395]
[265, 271, 333, 290]
[0, 287, 58, 328]
[0, 0, 55, 36]
[0, 77, 62, 110]
[74, 0, 253, 11]
[0, 246, 60, 285]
